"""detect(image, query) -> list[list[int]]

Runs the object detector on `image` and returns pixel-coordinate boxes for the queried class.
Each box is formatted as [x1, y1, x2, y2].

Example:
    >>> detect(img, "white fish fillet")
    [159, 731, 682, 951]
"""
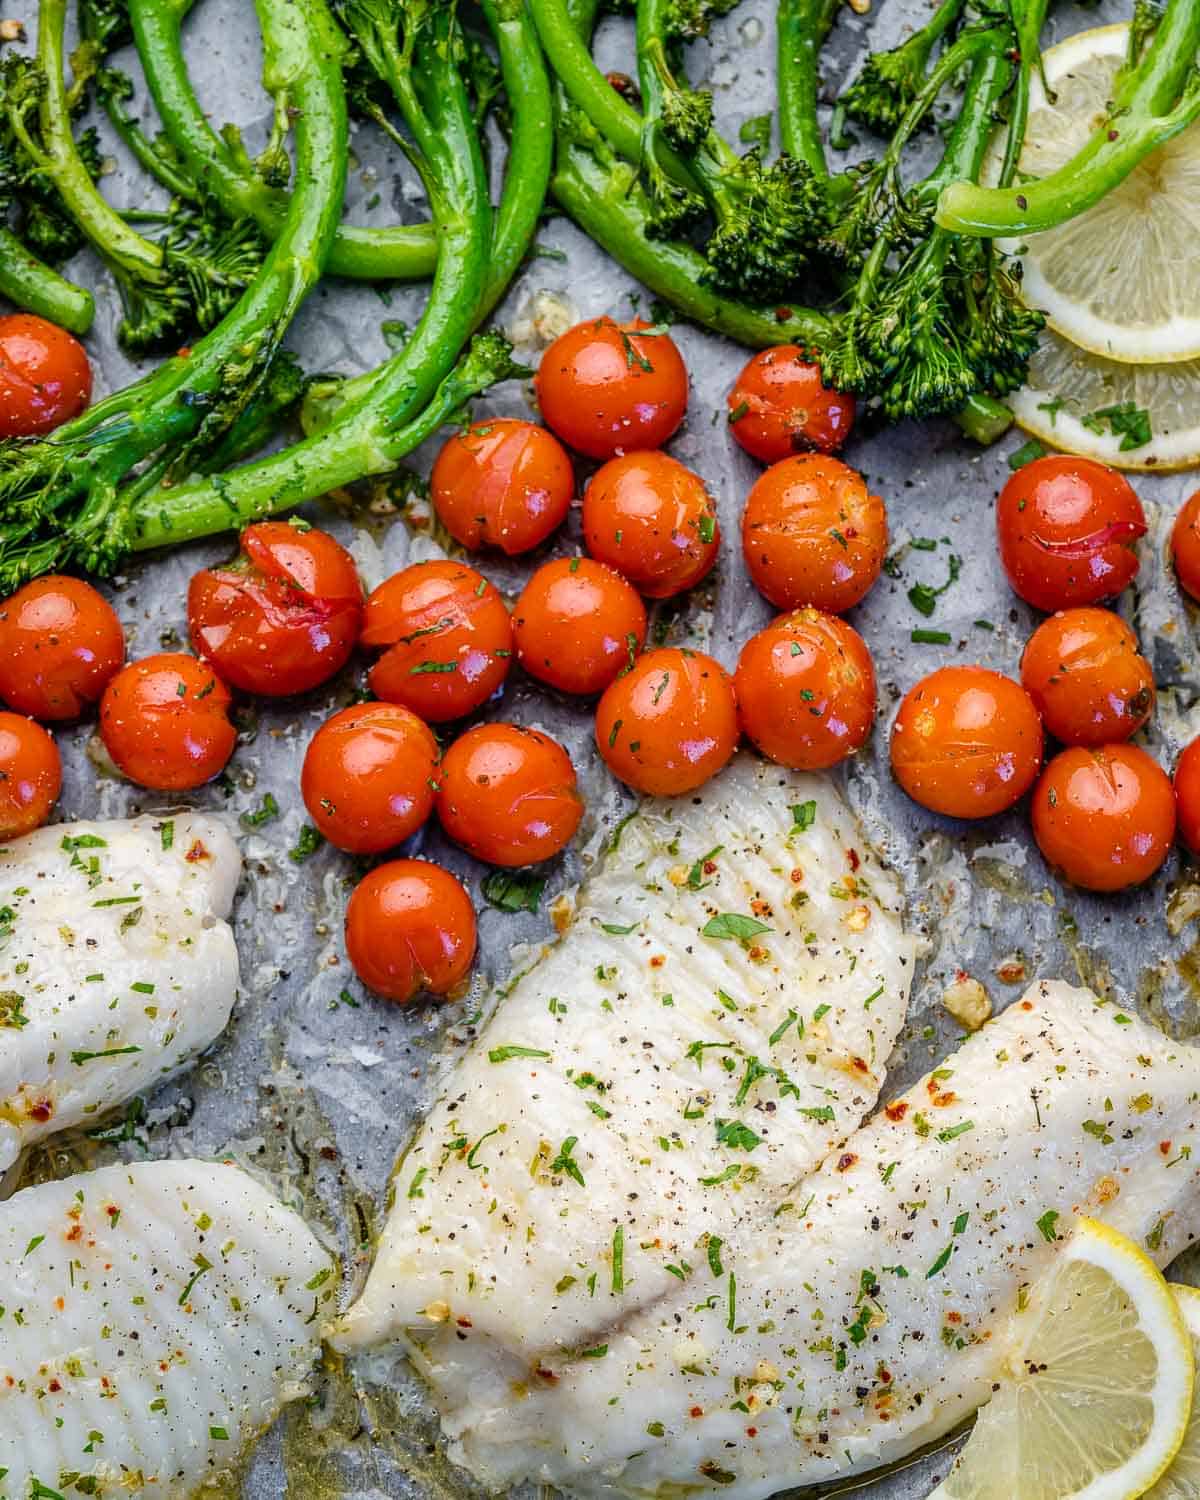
[0, 1158, 335, 1495]
[0, 814, 240, 1172]
[470, 981, 1200, 1499]
[332, 755, 916, 1425]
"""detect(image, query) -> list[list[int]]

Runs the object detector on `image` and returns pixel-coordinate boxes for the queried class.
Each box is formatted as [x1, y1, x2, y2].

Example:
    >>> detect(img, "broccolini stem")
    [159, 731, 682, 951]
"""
[126, 0, 439, 281]
[0, 226, 94, 333]
[776, 0, 841, 176]
[920, 29, 1014, 198]
[957, 393, 1014, 445]
[98, 72, 202, 203]
[996, 0, 1052, 190]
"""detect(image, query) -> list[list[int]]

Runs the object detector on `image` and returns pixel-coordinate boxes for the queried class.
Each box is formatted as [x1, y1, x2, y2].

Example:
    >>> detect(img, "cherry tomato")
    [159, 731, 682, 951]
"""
[345, 858, 477, 1003]
[735, 608, 875, 770]
[1032, 743, 1175, 891]
[187, 522, 362, 697]
[890, 666, 1043, 819]
[301, 702, 439, 854]
[361, 560, 512, 723]
[0, 314, 92, 438]
[99, 653, 236, 791]
[431, 418, 574, 556]
[0, 713, 60, 837]
[1175, 737, 1200, 856]
[0, 575, 124, 720]
[996, 456, 1146, 612]
[535, 316, 688, 459]
[727, 346, 855, 464]
[1170, 488, 1200, 603]
[741, 455, 887, 613]
[437, 723, 583, 867]
[583, 451, 719, 599]
[513, 557, 646, 695]
[1020, 608, 1154, 747]
[595, 647, 738, 796]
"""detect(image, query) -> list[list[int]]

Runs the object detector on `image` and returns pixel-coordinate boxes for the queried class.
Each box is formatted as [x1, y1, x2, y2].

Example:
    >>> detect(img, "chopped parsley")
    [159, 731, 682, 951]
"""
[702, 912, 771, 941]
[288, 825, 324, 863]
[482, 869, 546, 914]
[714, 1119, 761, 1151]
[488, 1045, 551, 1063]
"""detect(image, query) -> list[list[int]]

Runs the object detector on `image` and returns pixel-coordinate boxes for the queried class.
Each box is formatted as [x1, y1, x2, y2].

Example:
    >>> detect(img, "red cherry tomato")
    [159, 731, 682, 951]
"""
[0, 713, 61, 837]
[1175, 737, 1200, 856]
[0, 314, 92, 438]
[535, 316, 688, 459]
[431, 418, 574, 555]
[890, 666, 1043, 819]
[1171, 488, 1200, 603]
[996, 456, 1146, 612]
[1032, 743, 1175, 891]
[0, 575, 124, 720]
[735, 608, 875, 770]
[727, 346, 855, 463]
[437, 723, 583, 867]
[187, 522, 362, 697]
[345, 859, 477, 1003]
[513, 557, 646, 695]
[99, 653, 236, 791]
[361, 560, 512, 723]
[583, 451, 719, 599]
[595, 647, 739, 796]
[1019, 608, 1154, 746]
[741, 455, 887, 613]
[301, 702, 439, 854]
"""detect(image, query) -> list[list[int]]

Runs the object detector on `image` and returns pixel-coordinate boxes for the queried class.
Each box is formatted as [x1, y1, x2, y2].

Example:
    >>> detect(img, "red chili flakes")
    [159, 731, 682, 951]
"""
[185, 838, 210, 863]
[746, 1427, 758, 1438]
[836, 1153, 858, 1172]
[650, 955, 666, 969]
[885, 1100, 909, 1122]
[690, 1406, 704, 1419]
[1161, 1141, 1173, 1156]
[845, 848, 861, 872]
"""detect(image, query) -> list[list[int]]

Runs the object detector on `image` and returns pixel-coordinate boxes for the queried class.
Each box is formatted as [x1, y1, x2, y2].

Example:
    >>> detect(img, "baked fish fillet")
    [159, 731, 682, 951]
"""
[0, 814, 240, 1172]
[471, 980, 1200, 1499]
[0, 1159, 335, 1494]
[333, 755, 917, 1421]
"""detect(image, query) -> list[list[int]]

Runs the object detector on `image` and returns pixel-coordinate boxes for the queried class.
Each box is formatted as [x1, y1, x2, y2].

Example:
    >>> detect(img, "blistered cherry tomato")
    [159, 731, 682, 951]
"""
[187, 522, 362, 697]
[741, 455, 886, 613]
[583, 451, 719, 599]
[431, 418, 574, 555]
[1175, 737, 1200, 855]
[514, 557, 646, 695]
[890, 666, 1043, 819]
[301, 702, 438, 854]
[437, 723, 583, 867]
[99, 653, 235, 791]
[535, 316, 688, 459]
[0, 713, 60, 837]
[345, 859, 477, 1003]
[1171, 489, 1200, 602]
[1032, 743, 1175, 891]
[596, 647, 738, 796]
[727, 346, 855, 464]
[0, 314, 92, 438]
[361, 561, 512, 723]
[0, 575, 124, 719]
[1020, 608, 1154, 746]
[735, 608, 875, 770]
[997, 456, 1146, 612]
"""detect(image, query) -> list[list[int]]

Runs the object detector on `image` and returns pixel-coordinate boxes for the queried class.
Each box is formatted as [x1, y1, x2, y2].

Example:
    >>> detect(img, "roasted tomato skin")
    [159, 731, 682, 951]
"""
[890, 665, 1043, 819]
[996, 456, 1146, 611]
[513, 557, 647, 696]
[431, 418, 574, 555]
[0, 712, 61, 837]
[1019, 608, 1154, 746]
[741, 455, 887, 613]
[187, 522, 363, 697]
[99, 653, 236, 791]
[437, 723, 583, 867]
[0, 313, 92, 438]
[1175, 737, 1200, 856]
[1171, 489, 1200, 603]
[301, 702, 439, 854]
[735, 608, 875, 770]
[0, 575, 124, 719]
[362, 560, 512, 722]
[1032, 743, 1175, 891]
[534, 316, 688, 459]
[727, 346, 855, 464]
[583, 451, 719, 599]
[595, 647, 739, 796]
[345, 859, 477, 1002]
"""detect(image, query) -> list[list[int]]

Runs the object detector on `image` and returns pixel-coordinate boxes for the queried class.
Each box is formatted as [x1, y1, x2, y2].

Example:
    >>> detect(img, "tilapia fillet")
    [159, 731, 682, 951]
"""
[0, 1159, 335, 1496]
[333, 754, 917, 1422]
[0, 814, 240, 1172]
[467, 981, 1200, 1499]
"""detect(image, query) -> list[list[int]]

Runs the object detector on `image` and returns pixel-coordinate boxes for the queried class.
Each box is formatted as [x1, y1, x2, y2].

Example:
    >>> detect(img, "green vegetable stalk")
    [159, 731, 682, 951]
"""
[0, 226, 93, 332]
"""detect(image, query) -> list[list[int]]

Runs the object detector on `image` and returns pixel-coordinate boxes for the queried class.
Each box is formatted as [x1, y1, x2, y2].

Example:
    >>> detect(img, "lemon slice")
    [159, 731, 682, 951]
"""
[1144, 1286, 1200, 1499]
[1000, 23, 1200, 364]
[928, 1218, 1194, 1500]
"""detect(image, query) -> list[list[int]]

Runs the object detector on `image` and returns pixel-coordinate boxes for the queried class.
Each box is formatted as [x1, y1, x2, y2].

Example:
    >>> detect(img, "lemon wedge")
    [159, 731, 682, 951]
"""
[928, 1218, 1195, 1500]
[999, 23, 1200, 365]
[1144, 1285, 1200, 1499]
